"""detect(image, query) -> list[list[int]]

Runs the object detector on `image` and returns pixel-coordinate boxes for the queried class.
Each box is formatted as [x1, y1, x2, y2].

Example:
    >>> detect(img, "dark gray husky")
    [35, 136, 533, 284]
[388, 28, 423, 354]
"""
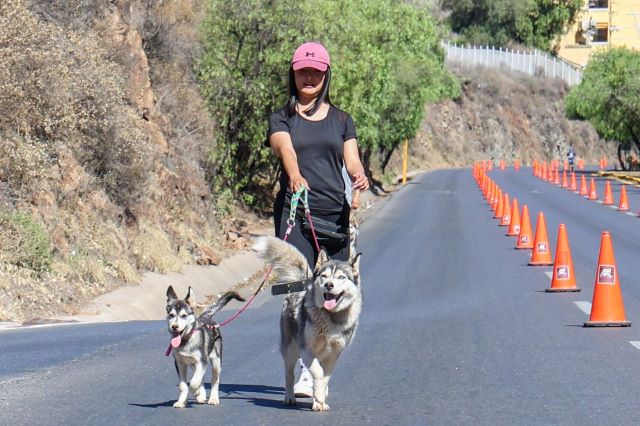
[165, 286, 244, 408]
[254, 236, 362, 411]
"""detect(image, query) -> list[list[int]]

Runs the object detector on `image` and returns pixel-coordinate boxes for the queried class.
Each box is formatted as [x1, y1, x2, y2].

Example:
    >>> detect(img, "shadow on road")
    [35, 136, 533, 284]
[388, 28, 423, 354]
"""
[129, 400, 175, 408]
[220, 383, 314, 410]
[129, 384, 314, 410]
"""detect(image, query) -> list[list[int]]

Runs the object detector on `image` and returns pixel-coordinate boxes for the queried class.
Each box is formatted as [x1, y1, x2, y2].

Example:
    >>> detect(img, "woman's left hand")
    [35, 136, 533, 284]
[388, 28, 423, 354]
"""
[351, 171, 369, 191]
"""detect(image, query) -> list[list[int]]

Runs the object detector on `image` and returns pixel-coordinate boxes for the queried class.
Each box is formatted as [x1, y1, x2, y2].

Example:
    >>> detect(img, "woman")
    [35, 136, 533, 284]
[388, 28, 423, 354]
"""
[266, 41, 369, 397]
[267, 41, 369, 267]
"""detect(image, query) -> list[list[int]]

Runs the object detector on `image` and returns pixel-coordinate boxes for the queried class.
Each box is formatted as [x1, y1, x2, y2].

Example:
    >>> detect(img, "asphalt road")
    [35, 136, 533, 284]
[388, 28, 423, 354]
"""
[3, 167, 640, 426]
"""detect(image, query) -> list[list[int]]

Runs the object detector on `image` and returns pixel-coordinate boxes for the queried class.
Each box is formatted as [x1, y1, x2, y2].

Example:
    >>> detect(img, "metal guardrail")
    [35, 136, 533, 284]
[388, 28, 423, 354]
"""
[443, 41, 583, 86]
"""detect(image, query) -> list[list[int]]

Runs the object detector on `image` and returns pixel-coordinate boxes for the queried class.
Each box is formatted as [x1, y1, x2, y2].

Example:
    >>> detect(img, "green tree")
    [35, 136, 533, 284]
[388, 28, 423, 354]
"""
[305, 0, 458, 174]
[565, 47, 640, 169]
[199, 0, 457, 207]
[447, 0, 582, 51]
[198, 0, 303, 206]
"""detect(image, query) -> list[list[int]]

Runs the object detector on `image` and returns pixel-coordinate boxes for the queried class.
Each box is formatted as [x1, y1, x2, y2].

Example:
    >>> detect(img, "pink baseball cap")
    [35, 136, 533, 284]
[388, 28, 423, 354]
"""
[291, 42, 330, 72]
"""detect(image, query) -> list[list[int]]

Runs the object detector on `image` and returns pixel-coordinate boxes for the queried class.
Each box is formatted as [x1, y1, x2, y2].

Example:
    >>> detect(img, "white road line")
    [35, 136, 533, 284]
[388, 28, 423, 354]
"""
[0, 319, 132, 332]
[544, 271, 553, 280]
[574, 301, 592, 315]
[629, 341, 640, 351]
[608, 205, 617, 209]
[596, 200, 603, 204]
[626, 212, 637, 217]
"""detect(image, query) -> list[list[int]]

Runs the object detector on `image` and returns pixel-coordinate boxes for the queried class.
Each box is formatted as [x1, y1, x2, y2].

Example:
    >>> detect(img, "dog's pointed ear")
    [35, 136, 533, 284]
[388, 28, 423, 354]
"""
[166, 285, 178, 302]
[317, 248, 330, 266]
[185, 287, 195, 305]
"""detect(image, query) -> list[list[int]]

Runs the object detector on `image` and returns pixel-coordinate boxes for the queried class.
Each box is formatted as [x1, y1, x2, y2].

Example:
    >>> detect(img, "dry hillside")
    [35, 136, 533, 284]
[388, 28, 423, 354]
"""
[0, 1, 608, 322]
[382, 66, 609, 178]
[0, 0, 260, 321]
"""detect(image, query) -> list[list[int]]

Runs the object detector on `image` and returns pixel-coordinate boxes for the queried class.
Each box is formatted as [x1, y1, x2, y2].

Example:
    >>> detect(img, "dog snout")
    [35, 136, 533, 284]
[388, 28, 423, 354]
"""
[171, 324, 179, 331]
[324, 282, 334, 291]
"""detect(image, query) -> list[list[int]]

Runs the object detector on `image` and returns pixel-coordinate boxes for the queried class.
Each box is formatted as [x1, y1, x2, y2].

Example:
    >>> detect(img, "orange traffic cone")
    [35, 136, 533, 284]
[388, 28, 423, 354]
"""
[546, 224, 580, 292]
[499, 159, 505, 170]
[563, 159, 569, 171]
[493, 189, 503, 217]
[493, 187, 502, 211]
[561, 170, 568, 188]
[506, 198, 520, 236]
[488, 182, 496, 206]
[569, 172, 577, 192]
[603, 181, 614, 205]
[554, 168, 560, 185]
[529, 212, 553, 265]
[579, 175, 588, 196]
[584, 232, 631, 327]
[516, 204, 534, 249]
[618, 185, 629, 211]
[588, 178, 598, 200]
[500, 193, 511, 227]
[486, 179, 494, 201]
[514, 159, 520, 171]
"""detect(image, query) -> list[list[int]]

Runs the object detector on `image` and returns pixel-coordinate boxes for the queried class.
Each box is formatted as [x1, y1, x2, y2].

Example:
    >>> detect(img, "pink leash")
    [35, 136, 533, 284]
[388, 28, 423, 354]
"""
[215, 187, 320, 328]
[165, 188, 320, 356]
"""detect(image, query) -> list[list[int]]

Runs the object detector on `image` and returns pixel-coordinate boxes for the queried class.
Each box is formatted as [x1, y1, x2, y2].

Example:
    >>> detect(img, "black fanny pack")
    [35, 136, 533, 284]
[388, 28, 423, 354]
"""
[302, 215, 347, 247]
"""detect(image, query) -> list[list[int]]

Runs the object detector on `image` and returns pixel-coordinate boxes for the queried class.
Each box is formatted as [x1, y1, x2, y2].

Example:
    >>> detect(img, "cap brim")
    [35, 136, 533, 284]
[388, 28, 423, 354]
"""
[292, 60, 328, 72]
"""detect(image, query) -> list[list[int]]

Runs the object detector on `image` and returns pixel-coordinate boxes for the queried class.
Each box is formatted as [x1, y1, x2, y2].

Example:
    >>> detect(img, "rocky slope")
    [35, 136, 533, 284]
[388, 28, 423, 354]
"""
[0, 0, 261, 321]
[0, 2, 608, 322]
[382, 66, 609, 177]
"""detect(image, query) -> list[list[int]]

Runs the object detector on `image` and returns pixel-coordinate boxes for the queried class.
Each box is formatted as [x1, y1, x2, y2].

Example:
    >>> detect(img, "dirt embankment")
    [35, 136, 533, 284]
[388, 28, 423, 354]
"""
[0, 3, 609, 323]
[382, 66, 609, 176]
[0, 1, 262, 322]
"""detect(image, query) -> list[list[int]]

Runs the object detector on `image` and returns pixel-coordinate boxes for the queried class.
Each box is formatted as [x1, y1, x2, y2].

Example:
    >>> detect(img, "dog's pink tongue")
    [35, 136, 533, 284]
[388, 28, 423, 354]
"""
[324, 299, 337, 310]
[171, 334, 182, 348]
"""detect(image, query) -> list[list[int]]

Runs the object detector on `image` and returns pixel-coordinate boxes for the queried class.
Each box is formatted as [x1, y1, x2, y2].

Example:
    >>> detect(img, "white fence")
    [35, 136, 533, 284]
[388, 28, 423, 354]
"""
[442, 41, 583, 86]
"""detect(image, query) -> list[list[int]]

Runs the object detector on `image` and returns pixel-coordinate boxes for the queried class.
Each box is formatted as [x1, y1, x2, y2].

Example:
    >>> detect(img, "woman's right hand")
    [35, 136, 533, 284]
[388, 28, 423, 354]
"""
[289, 174, 310, 193]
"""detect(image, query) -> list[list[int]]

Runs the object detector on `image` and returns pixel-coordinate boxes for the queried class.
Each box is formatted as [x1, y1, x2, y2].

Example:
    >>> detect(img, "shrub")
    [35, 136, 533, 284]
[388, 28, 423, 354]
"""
[445, 0, 583, 51]
[0, 0, 152, 208]
[0, 211, 53, 275]
[565, 47, 640, 169]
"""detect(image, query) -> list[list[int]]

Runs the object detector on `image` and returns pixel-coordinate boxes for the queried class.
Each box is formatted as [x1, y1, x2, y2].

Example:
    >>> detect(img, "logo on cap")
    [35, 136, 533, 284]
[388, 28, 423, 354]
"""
[306, 52, 315, 57]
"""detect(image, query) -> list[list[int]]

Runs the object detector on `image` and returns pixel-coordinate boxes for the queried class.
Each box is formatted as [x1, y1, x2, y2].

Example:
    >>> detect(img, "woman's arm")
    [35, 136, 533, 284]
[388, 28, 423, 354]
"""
[269, 131, 310, 192]
[344, 138, 369, 191]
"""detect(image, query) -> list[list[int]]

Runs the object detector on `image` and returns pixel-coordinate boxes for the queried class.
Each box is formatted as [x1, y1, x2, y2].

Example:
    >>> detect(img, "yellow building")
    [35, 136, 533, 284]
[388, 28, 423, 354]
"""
[556, 0, 640, 68]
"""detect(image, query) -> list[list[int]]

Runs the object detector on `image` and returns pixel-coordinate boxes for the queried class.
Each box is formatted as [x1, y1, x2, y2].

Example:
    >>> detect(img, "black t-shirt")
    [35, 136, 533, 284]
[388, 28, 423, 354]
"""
[267, 104, 357, 213]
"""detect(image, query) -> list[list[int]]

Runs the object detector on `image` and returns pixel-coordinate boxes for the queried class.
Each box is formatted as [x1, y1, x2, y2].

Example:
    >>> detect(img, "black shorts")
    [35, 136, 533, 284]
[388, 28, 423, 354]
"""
[273, 192, 350, 268]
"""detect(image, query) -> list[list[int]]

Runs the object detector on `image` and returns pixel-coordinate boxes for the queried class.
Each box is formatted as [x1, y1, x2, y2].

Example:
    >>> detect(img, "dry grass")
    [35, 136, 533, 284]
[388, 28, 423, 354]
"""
[382, 66, 609, 176]
[0, 0, 225, 321]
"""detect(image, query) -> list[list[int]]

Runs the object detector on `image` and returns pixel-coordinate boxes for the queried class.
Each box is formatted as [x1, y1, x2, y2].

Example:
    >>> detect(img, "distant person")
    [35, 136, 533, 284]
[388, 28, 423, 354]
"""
[567, 144, 576, 173]
[266, 41, 369, 398]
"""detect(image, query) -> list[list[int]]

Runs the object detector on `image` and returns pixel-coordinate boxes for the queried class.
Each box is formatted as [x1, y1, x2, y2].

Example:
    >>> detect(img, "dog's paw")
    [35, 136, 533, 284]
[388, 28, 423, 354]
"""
[283, 396, 297, 406]
[173, 401, 187, 408]
[196, 395, 206, 404]
[312, 400, 330, 411]
[208, 397, 219, 406]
